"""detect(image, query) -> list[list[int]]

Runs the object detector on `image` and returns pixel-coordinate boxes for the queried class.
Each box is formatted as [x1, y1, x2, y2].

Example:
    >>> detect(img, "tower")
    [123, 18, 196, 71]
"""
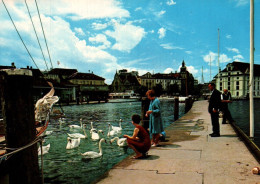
[201, 66, 205, 84]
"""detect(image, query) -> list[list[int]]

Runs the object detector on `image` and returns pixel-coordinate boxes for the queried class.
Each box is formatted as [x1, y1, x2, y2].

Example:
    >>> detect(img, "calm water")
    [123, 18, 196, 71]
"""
[229, 100, 260, 147]
[42, 100, 185, 184]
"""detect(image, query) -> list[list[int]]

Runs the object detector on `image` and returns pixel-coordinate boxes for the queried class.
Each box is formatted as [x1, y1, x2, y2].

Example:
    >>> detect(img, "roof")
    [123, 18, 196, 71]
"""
[48, 68, 78, 76]
[68, 72, 105, 80]
[220, 61, 260, 76]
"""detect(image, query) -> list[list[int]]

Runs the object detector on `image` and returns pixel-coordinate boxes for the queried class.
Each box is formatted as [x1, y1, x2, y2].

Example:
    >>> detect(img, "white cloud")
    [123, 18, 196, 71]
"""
[203, 51, 218, 66]
[92, 22, 108, 30]
[158, 28, 166, 39]
[233, 54, 244, 61]
[186, 65, 198, 75]
[226, 34, 232, 39]
[160, 43, 184, 50]
[164, 68, 174, 73]
[226, 47, 240, 53]
[234, 0, 248, 7]
[185, 51, 192, 54]
[219, 54, 232, 63]
[36, 0, 130, 20]
[157, 10, 166, 17]
[74, 28, 85, 36]
[89, 34, 111, 49]
[166, 0, 177, 6]
[105, 21, 146, 52]
[135, 7, 142, 11]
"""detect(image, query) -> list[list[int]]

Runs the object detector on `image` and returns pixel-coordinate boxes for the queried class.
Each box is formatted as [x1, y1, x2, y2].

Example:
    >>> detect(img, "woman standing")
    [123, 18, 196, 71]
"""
[145, 89, 164, 147]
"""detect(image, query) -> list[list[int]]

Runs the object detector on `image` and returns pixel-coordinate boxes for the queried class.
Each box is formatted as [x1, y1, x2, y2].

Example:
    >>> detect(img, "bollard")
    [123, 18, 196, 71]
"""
[0, 69, 41, 184]
[185, 97, 190, 113]
[174, 97, 179, 121]
[141, 97, 150, 132]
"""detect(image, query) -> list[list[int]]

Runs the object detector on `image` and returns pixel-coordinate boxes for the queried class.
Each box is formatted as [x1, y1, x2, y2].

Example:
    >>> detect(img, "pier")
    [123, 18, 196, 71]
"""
[98, 100, 260, 184]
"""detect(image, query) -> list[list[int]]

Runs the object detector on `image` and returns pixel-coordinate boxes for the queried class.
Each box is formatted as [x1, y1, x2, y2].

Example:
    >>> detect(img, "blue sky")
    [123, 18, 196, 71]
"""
[0, 0, 259, 84]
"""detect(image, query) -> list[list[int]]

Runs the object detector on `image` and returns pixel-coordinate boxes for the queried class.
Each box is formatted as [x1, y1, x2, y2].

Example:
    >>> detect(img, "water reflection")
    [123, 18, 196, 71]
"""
[229, 100, 260, 146]
[42, 100, 185, 184]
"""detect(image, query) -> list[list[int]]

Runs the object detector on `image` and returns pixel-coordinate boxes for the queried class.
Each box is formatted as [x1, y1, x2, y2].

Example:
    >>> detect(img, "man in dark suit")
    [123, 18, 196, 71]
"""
[208, 83, 221, 137]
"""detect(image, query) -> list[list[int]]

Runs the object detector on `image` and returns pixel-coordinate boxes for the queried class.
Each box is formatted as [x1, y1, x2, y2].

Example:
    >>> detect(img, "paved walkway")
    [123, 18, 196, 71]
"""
[97, 100, 260, 184]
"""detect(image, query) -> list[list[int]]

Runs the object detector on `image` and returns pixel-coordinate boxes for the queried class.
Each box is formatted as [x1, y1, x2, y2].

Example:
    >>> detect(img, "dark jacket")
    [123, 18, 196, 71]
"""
[208, 89, 221, 113]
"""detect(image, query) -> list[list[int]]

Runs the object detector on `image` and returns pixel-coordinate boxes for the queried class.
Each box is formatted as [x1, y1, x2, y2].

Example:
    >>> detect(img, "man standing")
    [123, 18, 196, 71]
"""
[221, 89, 234, 124]
[208, 83, 221, 137]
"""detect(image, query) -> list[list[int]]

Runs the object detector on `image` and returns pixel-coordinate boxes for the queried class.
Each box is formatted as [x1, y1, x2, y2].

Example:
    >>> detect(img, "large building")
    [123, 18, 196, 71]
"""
[215, 61, 260, 98]
[110, 69, 141, 92]
[140, 60, 196, 96]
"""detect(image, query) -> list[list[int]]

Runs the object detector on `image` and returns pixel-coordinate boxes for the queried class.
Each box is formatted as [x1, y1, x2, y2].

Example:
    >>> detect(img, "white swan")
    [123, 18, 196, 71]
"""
[111, 119, 123, 132]
[38, 143, 50, 155]
[107, 123, 117, 137]
[45, 130, 53, 135]
[66, 137, 81, 149]
[68, 124, 88, 139]
[110, 137, 127, 147]
[69, 118, 83, 129]
[90, 121, 97, 133]
[81, 138, 106, 159]
[58, 117, 66, 124]
[91, 129, 104, 141]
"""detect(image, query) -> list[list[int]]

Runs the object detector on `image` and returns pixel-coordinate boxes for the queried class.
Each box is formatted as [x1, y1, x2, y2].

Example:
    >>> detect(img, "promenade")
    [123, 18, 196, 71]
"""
[97, 100, 260, 184]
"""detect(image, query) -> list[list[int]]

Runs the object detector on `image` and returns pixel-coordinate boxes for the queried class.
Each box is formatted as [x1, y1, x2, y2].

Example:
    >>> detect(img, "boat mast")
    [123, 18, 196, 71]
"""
[210, 56, 212, 82]
[249, 0, 254, 138]
[217, 28, 220, 90]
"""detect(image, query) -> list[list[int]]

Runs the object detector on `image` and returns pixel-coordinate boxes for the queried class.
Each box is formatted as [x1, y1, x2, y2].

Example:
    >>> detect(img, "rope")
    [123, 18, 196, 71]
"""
[2, 0, 40, 70]
[0, 137, 42, 159]
[40, 140, 44, 184]
[34, 0, 53, 69]
[24, 0, 49, 71]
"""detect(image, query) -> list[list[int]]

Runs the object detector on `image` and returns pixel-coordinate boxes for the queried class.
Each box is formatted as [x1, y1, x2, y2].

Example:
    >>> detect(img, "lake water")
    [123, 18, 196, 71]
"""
[229, 100, 260, 147]
[42, 99, 185, 184]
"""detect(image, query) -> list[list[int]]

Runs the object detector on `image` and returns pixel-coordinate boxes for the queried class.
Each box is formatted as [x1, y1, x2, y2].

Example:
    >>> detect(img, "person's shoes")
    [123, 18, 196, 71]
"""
[210, 133, 220, 137]
[209, 133, 214, 136]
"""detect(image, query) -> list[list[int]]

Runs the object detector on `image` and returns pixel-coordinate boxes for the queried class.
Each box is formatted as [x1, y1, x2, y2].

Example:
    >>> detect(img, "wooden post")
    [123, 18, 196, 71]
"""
[0, 69, 41, 184]
[185, 97, 190, 113]
[174, 97, 179, 121]
[141, 97, 150, 131]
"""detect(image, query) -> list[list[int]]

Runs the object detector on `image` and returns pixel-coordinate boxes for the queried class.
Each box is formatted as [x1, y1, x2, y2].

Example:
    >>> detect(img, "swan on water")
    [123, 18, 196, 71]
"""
[66, 137, 81, 149]
[45, 130, 53, 135]
[111, 119, 123, 132]
[91, 129, 104, 141]
[67, 124, 88, 139]
[38, 144, 50, 155]
[110, 137, 127, 147]
[69, 118, 83, 129]
[90, 121, 97, 133]
[81, 138, 107, 159]
[107, 123, 117, 137]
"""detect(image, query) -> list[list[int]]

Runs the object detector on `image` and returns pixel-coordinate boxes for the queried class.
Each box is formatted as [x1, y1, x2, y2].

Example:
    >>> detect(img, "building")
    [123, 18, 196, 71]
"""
[67, 72, 109, 102]
[110, 69, 141, 92]
[140, 60, 195, 96]
[215, 61, 260, 99]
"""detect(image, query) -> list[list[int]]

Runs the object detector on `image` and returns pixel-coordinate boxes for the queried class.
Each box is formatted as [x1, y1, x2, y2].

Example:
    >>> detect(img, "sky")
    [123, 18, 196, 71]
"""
[0, 0, 259, 84]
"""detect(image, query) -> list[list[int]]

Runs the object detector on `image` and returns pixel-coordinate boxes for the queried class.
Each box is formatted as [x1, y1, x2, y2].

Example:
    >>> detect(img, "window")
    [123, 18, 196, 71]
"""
[236, 86, 239, 90]
[237, 92, 239, 96]
[228, 86, 230, 90]
[236, 81, 239, 85]
[237, 77, 239, 79]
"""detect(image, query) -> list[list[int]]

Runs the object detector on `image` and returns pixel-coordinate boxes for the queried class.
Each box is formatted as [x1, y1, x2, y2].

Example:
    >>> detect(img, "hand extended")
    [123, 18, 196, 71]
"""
[145, 110, 152, 117]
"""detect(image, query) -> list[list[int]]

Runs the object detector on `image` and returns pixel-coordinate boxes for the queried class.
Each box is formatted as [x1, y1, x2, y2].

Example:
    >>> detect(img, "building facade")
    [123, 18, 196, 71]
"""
[110, 69, 141, 92]
[215, 61, 260, 98]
